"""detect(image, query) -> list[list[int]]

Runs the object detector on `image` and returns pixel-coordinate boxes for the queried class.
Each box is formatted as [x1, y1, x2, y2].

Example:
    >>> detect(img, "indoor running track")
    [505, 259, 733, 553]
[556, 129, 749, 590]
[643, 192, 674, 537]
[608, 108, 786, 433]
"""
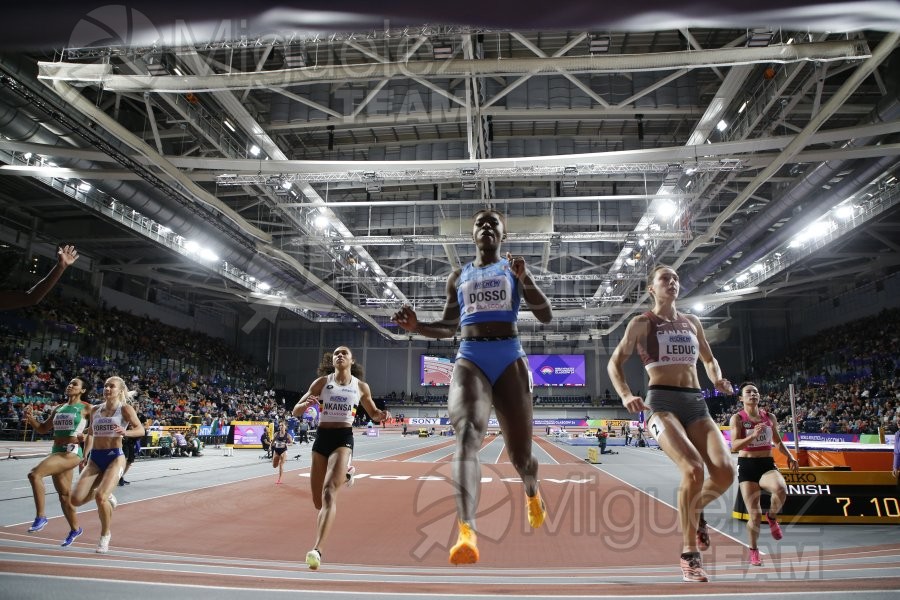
[1, 433, 898, 599]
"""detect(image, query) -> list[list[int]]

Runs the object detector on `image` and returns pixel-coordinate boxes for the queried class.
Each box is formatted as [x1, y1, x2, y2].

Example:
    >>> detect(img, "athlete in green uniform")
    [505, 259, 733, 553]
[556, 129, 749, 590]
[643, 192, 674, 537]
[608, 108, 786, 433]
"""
[23, 377, 92, 547]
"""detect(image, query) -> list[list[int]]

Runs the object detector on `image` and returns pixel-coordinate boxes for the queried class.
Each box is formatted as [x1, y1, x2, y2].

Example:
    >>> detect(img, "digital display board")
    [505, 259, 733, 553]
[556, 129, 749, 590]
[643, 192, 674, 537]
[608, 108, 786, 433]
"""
[421, 354, 454, 386]
[527, 354, 586, 387]
[733, 470, 899, 524]
[231, 422, 269, 448]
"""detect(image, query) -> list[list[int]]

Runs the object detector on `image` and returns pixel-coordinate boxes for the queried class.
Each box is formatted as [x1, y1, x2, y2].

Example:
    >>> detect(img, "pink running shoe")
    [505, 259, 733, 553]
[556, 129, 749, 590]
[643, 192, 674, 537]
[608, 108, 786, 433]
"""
[749, 547, 762, 566]
[766, 513, 783, 540]
[680, 553, 709, 582]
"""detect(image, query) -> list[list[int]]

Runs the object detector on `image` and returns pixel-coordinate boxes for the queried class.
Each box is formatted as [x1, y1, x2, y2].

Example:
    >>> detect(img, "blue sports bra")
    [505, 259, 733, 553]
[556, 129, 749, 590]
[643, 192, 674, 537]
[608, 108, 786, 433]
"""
[457, 259, 521, 326]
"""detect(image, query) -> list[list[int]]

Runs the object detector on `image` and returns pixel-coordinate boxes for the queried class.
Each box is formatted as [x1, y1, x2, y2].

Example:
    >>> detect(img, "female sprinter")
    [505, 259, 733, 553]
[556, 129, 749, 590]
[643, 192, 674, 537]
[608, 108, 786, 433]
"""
[71, 376, 145, 554]
[23, 377, 92, 546]
[272, 420, 293, 484]
[608, 264, 735, 583]
[391, 208, 553, 565]
[291, 346, 390, 570]
[730, 382, 799, 566]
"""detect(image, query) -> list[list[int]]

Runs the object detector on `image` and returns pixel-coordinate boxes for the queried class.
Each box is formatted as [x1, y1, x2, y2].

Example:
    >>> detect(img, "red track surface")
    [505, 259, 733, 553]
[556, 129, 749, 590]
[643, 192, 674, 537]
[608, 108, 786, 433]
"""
[2, 436, 898, 596]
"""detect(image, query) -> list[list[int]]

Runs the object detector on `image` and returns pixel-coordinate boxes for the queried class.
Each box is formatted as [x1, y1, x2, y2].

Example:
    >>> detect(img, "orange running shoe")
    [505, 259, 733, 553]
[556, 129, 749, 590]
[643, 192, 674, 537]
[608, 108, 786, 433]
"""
[526, 492, 547, 528]
[449, 521, 479, 565]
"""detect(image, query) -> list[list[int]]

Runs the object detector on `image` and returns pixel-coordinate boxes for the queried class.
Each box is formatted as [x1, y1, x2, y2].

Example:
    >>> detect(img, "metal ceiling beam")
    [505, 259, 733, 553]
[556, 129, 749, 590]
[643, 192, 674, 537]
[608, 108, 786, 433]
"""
[39, 41, 870, 91]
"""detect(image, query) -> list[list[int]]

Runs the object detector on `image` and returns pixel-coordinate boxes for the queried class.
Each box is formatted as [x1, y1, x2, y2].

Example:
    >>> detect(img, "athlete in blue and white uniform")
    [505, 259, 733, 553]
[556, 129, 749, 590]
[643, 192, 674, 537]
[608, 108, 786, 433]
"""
[608, 265, 734, 583]
[392, 209, 553, 565]
[71, 376, 145, 554]
[291, 347, 390, 571]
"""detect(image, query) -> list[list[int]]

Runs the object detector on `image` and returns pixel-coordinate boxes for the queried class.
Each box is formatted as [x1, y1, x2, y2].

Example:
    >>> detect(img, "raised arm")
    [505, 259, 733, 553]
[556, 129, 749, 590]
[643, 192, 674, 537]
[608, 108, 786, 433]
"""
[292, 376, 327, 417]
[729, 413, 759, 453]
[608, 316, 649, 413]
[24, 404, 58, 435]
[392, 271, 461, 339]
[688, 314, 732, 395]
[0, 245, 79, 311]
[507, 252, 552, 323]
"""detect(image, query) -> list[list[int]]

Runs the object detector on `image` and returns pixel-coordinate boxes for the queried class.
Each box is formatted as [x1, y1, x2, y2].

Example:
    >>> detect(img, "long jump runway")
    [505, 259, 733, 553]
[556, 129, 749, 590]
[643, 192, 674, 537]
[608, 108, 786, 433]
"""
[0, 434, 898, 599]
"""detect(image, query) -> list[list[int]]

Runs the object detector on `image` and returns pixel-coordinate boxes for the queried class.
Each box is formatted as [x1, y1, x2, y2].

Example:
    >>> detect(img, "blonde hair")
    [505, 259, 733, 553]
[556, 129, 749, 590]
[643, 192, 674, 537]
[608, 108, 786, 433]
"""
[105, 376, 138, 404]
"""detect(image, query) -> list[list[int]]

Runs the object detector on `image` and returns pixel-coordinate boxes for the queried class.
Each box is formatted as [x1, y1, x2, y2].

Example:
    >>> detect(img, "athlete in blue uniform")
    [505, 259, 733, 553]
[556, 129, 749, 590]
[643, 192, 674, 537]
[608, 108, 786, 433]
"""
[392, 209, 553, 565]
[71, 376, 145, 554]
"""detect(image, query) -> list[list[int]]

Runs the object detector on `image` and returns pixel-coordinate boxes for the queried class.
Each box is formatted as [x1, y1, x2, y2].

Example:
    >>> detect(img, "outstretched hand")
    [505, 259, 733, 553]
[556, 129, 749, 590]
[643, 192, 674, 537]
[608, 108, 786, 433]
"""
[57, 245, 79, 268]
[391, 305, 418, 333]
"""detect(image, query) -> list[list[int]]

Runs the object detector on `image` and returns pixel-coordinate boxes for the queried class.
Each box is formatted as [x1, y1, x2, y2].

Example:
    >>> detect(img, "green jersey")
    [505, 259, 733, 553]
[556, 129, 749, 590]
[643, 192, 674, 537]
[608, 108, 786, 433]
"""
[52, 403, 87, 437]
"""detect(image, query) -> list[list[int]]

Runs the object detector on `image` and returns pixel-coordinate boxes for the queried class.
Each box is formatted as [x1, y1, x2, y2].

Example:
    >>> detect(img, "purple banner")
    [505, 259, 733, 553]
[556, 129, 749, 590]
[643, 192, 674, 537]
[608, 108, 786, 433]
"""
[527, 354, 586, 387]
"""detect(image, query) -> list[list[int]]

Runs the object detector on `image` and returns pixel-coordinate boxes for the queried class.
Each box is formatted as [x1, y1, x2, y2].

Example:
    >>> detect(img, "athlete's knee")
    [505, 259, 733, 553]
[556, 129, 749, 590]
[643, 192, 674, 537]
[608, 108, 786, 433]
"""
[455, 421, 485, 447]
[322, 482, 340, 505]
[710, 462, 735, 489]
[680, 460, 706, 487]
[94, 490, 110, 506]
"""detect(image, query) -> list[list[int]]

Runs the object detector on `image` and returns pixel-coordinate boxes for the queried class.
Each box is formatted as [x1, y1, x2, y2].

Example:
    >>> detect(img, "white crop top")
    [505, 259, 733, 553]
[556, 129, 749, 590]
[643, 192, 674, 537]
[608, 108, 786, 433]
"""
[92, 403, 126, 437]
[317, 373, 361, 426]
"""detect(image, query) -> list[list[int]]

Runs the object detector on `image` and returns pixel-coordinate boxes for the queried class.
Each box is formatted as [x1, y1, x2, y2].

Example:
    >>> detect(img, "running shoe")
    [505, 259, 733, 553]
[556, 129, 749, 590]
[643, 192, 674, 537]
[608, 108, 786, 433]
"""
[679, 553, 709, 582]
[61, 527, 83, 547]
[526, 492, 547, 528]
[449, 521, 479, 565]
[108, 494, 118, 510]
[748, 547, 762, 567]
[696, 518, 710, 551]
[96, 534, 111, 554]
[306, 548, 322, 570]
[28, 516, 48, 532]
[345, 465, 356, 488]
[766, 513, 783, 540]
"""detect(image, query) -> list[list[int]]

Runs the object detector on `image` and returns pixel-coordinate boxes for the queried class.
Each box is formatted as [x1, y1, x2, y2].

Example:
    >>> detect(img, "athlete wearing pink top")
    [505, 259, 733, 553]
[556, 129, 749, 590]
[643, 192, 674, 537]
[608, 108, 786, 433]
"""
[729, 382, 799, 567]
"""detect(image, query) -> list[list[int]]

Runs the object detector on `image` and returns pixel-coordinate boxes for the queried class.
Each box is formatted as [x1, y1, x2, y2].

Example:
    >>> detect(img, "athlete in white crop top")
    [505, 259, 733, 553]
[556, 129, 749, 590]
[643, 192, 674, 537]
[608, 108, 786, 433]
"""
[291, 346, 390, 571]
[730, 382, 799, 566]
[71, 376, 145, 555]
[608, 265, 735, 583]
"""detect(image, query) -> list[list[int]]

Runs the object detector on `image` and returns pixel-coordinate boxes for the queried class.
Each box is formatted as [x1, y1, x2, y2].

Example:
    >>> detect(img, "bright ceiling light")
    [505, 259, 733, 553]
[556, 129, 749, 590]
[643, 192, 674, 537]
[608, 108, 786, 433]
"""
[834, 204, 854, 219]
[77, 182, 92, 192]
[314, 215, 329, 229]
[716, 119, 728, 132]
[184, 240, 199, 253]
[249, 144, 260, 157]
[258, 282, 271, 291]
[693, 303, 704, 312]
[198, 248, 219, 262]
[657, 200, 676, 218]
